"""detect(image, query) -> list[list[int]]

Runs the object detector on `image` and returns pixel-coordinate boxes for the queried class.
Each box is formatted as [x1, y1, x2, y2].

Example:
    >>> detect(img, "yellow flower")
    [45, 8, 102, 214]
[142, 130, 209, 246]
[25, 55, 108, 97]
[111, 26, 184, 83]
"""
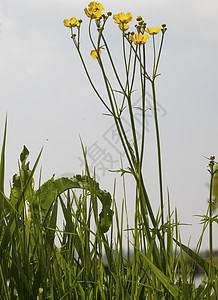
[63, 17, 80, 28]
[90, 49, 101, 59]
[129, 33, 149, 45]
[145, 27, 161, 35]
[113, 12, 133, 24]
[84, 1, 104, 19]
[118, 23, 130, 31]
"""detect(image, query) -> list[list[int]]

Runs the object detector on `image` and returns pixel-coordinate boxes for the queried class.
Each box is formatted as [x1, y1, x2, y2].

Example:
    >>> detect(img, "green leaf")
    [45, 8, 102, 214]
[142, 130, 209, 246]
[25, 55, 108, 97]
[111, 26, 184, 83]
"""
[1, 147, 42, 251]
[34, 175, 113, 232]
[173, 239, 218, 276]
[9, 145, 35, 210]
[0, 116, 7, 214]
[142, 254, 181, 298]
[20, 145, 29, 165]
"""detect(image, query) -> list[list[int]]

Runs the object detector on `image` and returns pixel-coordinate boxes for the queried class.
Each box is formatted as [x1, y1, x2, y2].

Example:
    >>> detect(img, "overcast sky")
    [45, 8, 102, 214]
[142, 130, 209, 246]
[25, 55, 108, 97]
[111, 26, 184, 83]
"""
[0, 0, 218, 251]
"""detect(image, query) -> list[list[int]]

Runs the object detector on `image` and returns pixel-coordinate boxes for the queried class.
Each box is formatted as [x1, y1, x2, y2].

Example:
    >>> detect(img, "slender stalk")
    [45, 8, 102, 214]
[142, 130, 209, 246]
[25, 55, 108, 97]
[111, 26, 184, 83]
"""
[151, 79, 166, 274]
[139, 44, 147, 167]
[102, 35, 128, 98]
[125, 36, 151, 81]
[151, 80, 164, 228]
[208, 156, 215, 276]
[122, 32, 140, 162]
[154, 30, 165, 75]
[87, 24, 140, 176]
[71, 35, 112, 114]
[152, 35, 156, 79]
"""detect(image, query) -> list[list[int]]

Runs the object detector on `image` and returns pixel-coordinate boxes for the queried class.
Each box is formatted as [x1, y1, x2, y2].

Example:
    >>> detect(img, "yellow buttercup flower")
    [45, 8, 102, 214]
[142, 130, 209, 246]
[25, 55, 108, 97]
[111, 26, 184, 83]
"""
[129, 33, 149, 45]
[90, 49, 101, 59]
[84, 2, 104, 19]
[113, 12, 133, 24]
[118, 23, 130, 31]
[145, 27, 161, 35]
[63, 17, 80, 28]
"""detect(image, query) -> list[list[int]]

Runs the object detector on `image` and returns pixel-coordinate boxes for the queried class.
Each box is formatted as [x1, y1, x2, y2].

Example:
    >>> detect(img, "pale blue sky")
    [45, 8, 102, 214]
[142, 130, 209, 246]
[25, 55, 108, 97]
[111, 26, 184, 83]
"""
[0, 0, 218, 250]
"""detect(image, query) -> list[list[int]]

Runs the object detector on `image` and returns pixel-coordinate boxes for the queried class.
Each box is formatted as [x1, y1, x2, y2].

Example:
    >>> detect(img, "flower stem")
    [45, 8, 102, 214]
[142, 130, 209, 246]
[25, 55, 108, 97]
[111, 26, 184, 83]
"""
[151, 80, 164, 230]
[208, 156, 215, 278]
[152, 35, 156, 78]
[122, 32, 139, 163]
[154, 30, 165, 75]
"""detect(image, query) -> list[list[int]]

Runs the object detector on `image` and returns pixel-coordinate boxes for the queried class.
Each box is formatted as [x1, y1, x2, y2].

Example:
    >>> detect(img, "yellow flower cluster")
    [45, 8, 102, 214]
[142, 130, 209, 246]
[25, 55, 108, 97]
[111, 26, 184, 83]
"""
[84, 1, 104, 19]
[63, 17, 80, 28]
[63, 3, 165, 59]
[129, 33, 149, 45]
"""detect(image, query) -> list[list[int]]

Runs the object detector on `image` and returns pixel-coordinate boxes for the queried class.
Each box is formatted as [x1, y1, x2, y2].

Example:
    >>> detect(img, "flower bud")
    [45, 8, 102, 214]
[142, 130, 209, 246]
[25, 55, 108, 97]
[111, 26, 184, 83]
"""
[136, 15, 142, 21]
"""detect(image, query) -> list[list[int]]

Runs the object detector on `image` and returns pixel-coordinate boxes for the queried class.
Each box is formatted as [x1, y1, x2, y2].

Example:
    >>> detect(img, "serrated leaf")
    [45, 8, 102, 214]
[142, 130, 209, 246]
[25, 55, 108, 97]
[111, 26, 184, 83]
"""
[34, 175, 113, 232]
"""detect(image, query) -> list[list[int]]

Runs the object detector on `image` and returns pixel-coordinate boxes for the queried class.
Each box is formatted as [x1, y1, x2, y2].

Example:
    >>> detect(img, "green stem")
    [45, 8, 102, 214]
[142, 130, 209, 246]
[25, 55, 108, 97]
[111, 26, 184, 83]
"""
[139, 45, 146, 167]
[71, 21, 112, 114]
[102, 35, 128, 98]
[122, 32, 140, 163]
[125, 36, 151, 81]
[154, 31, 165, 75]
[129, 45, 138, 97]
[74, 43, 112, 114]
[96, 36, 163, 268]
[152, 35, 156, 79]
[77, 25, 81, 50]
[208, 157, 214, 277]
[151, 80, 164, 231]
[87, 26, 138, 174]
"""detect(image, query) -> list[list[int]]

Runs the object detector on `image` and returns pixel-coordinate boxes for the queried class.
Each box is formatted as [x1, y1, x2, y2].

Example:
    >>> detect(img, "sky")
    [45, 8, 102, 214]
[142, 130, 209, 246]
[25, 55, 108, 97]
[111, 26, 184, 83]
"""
[0, 0, 218, 251]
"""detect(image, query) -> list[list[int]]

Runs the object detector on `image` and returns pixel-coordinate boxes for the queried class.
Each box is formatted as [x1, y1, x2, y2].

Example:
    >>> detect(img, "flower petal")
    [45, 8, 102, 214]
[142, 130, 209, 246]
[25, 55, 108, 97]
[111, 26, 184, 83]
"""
[90, 49, 101, 59]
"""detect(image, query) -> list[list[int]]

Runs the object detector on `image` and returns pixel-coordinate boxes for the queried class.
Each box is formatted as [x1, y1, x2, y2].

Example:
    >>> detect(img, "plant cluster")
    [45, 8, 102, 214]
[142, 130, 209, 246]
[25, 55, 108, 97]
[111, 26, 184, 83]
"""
[0, 2, 217, 299]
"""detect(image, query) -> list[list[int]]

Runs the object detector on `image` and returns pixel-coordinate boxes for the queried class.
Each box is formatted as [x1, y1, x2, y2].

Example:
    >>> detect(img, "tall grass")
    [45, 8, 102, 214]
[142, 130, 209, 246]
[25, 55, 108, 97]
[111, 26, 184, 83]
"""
[0, 129, 217, 299]
[0, 2, 217, 299]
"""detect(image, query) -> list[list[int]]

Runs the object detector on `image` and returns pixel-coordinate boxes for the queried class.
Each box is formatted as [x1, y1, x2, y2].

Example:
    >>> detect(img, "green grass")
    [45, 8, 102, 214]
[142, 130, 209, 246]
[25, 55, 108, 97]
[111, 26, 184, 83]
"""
[0, 127, 217, 299]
